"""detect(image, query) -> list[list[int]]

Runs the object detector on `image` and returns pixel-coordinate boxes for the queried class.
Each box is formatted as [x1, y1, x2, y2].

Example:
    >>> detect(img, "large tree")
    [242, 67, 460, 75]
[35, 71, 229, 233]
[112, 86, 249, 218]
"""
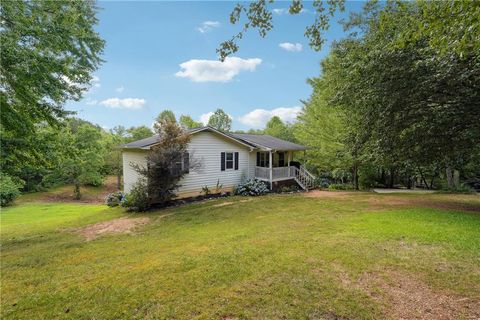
[0, 0, 105, 134]
[179, 115, 202, 129]
[208, 109, 232, 132]
[264, 116, 296, 142]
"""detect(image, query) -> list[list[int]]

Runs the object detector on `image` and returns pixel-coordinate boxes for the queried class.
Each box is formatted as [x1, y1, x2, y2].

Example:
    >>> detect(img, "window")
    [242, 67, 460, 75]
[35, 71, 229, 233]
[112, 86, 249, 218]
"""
[225, 152, 234, 169]
[221, 152, 238, 171]
[256, 152, 269, 168]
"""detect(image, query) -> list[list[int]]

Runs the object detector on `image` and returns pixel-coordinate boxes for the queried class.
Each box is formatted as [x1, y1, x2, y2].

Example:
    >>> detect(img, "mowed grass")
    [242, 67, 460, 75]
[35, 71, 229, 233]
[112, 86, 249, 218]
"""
[1, 192, 479, 319]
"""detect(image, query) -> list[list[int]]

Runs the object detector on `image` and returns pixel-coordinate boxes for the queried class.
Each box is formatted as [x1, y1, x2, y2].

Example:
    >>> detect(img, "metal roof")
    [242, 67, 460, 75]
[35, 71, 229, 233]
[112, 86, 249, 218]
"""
[121, 126, 306, 151]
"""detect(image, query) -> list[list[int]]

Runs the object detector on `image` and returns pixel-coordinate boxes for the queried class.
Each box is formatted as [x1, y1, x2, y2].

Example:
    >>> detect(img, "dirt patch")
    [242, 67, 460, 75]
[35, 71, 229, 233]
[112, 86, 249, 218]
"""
[334, 267, 480, 319]
[74, 217, 150, 241]
[365, 196, 480, 213]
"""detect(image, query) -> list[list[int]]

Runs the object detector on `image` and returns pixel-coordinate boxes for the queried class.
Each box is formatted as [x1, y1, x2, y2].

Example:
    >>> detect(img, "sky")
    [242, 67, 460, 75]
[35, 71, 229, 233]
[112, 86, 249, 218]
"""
[67, 1, 365, 131]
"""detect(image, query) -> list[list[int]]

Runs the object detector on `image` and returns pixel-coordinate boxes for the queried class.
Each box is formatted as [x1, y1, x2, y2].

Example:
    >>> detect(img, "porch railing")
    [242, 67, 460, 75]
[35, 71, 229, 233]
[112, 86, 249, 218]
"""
[254, 166, 270, 180]
[254, 165, 316, 190]
[272, 167, 290, 180]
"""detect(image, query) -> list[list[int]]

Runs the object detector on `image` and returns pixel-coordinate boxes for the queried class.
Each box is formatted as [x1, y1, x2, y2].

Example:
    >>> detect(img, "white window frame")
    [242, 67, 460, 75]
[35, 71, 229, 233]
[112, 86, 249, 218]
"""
[225, 151, 234, 170]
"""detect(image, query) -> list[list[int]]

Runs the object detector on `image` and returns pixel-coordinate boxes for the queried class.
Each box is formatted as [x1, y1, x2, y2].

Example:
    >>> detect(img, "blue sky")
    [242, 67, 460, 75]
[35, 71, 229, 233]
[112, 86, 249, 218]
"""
[68, 1, 364, 131]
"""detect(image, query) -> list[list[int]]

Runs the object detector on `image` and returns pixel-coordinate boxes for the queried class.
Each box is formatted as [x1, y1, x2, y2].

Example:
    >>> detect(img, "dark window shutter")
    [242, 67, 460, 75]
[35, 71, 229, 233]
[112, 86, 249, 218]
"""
[256, 152, 260, 166]
[221, 152, 225, 171]
[234, 152, 239, 170]
[183, 152, 189, 173]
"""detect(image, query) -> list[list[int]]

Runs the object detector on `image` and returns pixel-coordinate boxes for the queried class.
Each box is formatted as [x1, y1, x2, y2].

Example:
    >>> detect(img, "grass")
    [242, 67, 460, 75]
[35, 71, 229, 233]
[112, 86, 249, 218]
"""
[1, 191, 479, 319]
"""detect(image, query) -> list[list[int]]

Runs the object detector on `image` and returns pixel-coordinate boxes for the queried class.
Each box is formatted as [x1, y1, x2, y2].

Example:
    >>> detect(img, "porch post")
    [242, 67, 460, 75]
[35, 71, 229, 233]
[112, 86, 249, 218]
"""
[288, 151, 292, 176]
[269, 150, 273, 189]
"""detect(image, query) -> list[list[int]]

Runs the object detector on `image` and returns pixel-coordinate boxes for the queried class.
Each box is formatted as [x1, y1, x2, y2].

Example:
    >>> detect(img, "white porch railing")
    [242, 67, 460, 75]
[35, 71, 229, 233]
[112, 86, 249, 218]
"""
[255, 166, 270, 180]
[273, 167, 290, 180]
[254, 165, 316, 190]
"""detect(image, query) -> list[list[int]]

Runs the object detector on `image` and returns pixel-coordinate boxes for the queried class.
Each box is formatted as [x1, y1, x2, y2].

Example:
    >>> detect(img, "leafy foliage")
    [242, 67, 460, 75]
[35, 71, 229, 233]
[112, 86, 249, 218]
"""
[235, 179, 269, 196]
[264, 116, 296, 142]
[155, 110, 177, 125]
[133, 116, 198, 205]
[295, 0, 480, 190]
[105, 191, 126, 207]
[218, 0, 345, 60]
[208, 109, 232, 132]
[0, 0, 104, 135]
[0, 173, 23, 206]
[121, 180, 150, 212]
[179, 115, 202, 129]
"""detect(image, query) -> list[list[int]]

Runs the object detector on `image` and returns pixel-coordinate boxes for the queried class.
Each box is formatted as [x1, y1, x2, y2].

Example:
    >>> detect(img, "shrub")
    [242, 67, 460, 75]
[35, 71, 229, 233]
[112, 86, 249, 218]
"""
[200, 185, 211, 196]
[314, 177, 330, 189]
[440, 183, 475, 194]
[0, 173, 23, 206]
[105, 191, 126, 207]
[328, 183, 355, 190]
[235, 179, 269, 196]
[121, 180, 150, 212]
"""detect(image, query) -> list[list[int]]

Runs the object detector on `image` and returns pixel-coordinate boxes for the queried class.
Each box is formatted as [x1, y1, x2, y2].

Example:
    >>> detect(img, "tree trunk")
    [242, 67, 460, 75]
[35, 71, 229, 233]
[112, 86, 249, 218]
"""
[388, 168, 395, 188]
[418, 168, 430, 189]
[73, 182, 81, 200]
[445, 166, 457, 189]
[353, 164, 359, 190]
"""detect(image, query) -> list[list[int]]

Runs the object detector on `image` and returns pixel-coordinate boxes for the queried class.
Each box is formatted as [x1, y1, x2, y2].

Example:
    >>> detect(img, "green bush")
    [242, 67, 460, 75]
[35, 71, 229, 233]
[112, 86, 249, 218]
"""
[105, 191, 126, 207]
[121, 180, 150, 212]
[0, 173, 23, 206]
[328, 183, 355, 190]
[235, 179, 269, 196]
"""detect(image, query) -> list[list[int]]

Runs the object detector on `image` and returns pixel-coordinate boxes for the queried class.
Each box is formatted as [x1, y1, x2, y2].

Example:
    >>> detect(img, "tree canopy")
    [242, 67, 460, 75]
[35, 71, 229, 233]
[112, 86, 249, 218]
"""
[0, 0, 105, 135]
[295, 0, 480, 189]
[208, 109, 232, 132]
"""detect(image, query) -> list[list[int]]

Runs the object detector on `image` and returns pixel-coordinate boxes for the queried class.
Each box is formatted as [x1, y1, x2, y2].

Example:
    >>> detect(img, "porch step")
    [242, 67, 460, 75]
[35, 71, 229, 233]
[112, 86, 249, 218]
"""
[294, 177, 307, 190]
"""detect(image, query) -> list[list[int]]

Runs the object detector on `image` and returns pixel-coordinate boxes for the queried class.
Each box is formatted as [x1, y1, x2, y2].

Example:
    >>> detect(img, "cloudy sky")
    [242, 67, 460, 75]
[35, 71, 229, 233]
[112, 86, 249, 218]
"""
[68, 1, 363, 131]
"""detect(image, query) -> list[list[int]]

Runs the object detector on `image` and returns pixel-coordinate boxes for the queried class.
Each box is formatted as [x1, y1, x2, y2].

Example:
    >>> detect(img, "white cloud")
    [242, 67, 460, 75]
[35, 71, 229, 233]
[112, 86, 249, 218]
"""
[199, 111, 233, 125]
[116, 86, 125, 93]
[175, 57, 262, 82]
[279, 42, 303, 52]
[199, 112, 214, 125]
[239, 106, 302, 128]
[100, 98, 146, 110]
[197, 21, 220, 33]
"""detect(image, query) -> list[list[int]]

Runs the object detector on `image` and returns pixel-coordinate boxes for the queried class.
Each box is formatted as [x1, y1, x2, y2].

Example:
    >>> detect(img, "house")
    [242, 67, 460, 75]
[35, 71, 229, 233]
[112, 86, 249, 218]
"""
[121, 126, 315, 197]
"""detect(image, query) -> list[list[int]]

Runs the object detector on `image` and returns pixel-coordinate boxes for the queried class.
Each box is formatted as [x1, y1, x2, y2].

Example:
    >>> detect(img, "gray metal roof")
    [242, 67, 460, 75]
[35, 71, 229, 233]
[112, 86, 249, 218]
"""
[121, 126, 306, 151]
[231, 133, 307, 151]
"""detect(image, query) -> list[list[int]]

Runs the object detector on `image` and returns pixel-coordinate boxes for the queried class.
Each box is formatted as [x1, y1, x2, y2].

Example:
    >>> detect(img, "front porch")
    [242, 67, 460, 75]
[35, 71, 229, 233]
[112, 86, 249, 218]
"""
[253, 150, 315, 190]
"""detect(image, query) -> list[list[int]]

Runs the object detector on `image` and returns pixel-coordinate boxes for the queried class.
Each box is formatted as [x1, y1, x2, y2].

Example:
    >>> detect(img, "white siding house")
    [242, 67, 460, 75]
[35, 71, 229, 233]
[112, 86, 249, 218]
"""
[121, 126, 315, 197]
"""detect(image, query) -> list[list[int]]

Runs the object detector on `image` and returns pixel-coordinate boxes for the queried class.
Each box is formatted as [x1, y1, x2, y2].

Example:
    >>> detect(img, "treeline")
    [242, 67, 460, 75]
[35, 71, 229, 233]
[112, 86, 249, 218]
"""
[293, 1, 480, 190]
[1, 119, 152, 196]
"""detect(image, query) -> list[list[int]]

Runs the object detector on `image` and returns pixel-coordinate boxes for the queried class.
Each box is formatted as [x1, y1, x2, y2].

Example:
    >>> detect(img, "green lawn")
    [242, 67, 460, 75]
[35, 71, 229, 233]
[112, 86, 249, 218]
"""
[1, 192, 479, 319]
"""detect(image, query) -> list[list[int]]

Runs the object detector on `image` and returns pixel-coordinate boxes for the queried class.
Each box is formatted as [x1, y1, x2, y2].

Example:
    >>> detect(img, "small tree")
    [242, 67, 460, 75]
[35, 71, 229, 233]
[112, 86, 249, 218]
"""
[57, 122, 106, 199]
[133, 117, 199, 206]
